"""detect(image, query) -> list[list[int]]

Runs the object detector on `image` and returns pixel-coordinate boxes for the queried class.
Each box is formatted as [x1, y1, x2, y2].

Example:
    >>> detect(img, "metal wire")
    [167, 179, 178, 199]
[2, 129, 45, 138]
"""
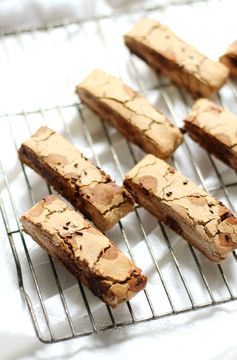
[1, 0, 237, 344]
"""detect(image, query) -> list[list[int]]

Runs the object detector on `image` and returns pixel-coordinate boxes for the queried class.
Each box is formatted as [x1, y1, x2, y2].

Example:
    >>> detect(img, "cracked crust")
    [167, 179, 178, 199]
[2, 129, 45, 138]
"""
[20, 195, 146, 307]
[76, 69, 183, 159]
[18, 127, 134, 232]
[184, 98, 237, 171]
[124, 154, 237, 263]
[220, 40, 237, 77]
[124, 18, 229, 98]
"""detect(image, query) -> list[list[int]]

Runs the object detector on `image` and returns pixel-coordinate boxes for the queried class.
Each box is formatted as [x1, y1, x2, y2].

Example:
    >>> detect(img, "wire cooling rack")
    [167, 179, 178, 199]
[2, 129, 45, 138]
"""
[1, 0, 237, 344]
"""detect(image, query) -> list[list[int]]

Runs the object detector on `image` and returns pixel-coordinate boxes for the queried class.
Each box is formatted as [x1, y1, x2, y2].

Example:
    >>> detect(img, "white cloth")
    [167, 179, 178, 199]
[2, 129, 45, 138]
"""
[1, 0, 237, 359]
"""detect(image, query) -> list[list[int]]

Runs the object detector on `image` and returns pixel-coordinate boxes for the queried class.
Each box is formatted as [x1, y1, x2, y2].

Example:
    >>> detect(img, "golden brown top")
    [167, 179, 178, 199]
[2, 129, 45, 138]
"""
[125, 18, 229, 88]
[77, 69, 182, 158]
[21, 195, 146, 292]
[20, 126, 134, 226]
[125, 154, 237, 259]
[185, 98, 237, 155]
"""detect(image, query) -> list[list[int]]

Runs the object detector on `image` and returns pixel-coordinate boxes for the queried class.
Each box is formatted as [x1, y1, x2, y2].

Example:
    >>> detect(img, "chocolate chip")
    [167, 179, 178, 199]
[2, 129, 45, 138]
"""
[168, 167, 175, 174]
[79, 245, 83, 250]
[75, 231, 83, 236]
[74, 163, 78, 168]
[210, 210, 214, 214]
[63, 226, 68, 230]
[225, 235, 230, 242]
[142, 187, 150, 196]
[66, 221, 71, 226]
[83, 170, 88, 175]
[183, 180, 188, 185]
[220, 210, 233, 221]
[210, 105, 222, 114]
[166, 191, 172, 197]
[166, 216, 182, 235]
[71, 177, 78, 183]
[230, 56, 237, 67]
[139, 175, 157, 193]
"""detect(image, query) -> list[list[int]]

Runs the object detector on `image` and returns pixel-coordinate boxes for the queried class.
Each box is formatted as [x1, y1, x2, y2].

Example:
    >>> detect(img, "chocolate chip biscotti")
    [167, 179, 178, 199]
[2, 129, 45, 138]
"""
[20, 195, 146, 307]
[76, 69, 182, 159]
[124, 154, 237, 263]
[220, 40, 237, 76]
[124, 18, 229, 97]
[184, 98, 237, 171]
[18, 127, 134, 232]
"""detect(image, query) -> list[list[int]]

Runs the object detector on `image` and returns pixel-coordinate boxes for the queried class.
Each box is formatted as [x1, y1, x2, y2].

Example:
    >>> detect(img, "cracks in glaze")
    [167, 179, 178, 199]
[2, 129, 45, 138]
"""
[100, 94, 172, 135]
[128, 159, 158, 180]
[101, 198, 131, 216]
[186, 101, 237, 151]
[127, 156, 237, 260]
[78, 71, 182, 158]
[126, 19, 228, 97]
[93, 244, 112, 267]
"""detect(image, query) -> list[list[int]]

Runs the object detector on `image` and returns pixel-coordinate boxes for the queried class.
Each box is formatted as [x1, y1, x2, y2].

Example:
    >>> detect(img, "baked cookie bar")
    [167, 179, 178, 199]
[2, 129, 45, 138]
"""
[76, 69, 182, 159]
[124, 154, 237, 263]
[124, 18, 229, 97]
[184, 98, 237, 171]
[220, 40, 237, 76]
[20, 195, 146, 307]
[18, 127, 134, 232]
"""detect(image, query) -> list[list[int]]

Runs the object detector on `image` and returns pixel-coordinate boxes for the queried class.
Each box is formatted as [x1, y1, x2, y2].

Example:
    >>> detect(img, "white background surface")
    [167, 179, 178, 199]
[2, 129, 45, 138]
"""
[1, 0, 237, 359]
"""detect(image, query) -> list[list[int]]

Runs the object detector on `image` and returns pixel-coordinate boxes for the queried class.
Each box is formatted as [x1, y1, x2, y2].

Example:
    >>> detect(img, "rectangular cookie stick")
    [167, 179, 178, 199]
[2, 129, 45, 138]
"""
[18, 127, 134, 232]
[124, 154, 237, 263]
[20, 195, 146, 307]
[76, 69, 182, 159]
[184, 98, 237, 171]
[220, 40, 237, 76]
[124, 18, 229, 98]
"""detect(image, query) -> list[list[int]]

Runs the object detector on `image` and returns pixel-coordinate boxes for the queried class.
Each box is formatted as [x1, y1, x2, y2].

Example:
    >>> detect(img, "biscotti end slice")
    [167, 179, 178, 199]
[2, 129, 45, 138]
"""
[184, 98, 237, 171]
[124, 154, 237, 263]
[18, 127, 134, 232]
[76, 69, 183, 159]
[220, 40, 237, 77]
[20, 195, 147, 307]
[125, 18, 229, 98]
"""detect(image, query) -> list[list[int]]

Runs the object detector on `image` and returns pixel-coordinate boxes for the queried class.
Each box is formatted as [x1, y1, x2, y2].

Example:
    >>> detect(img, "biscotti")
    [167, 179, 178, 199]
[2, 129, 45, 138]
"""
[76, 69, 182, 159]
[20, 195, 146, 307]
[18, 127, 134, 232]
[124, 154, 237, 263]
[124, 18, 229, 98]
[220, 40, 237, 76]
[184, 98, 237, 171]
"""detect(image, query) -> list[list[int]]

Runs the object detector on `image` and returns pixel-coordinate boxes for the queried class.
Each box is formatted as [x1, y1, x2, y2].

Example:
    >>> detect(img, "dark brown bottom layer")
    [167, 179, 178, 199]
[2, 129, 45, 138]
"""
[124, 178, 223, 263]
[184, 121, 237, 171]
[220, 56, 237, 77]
[124, 37, 217, 98]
